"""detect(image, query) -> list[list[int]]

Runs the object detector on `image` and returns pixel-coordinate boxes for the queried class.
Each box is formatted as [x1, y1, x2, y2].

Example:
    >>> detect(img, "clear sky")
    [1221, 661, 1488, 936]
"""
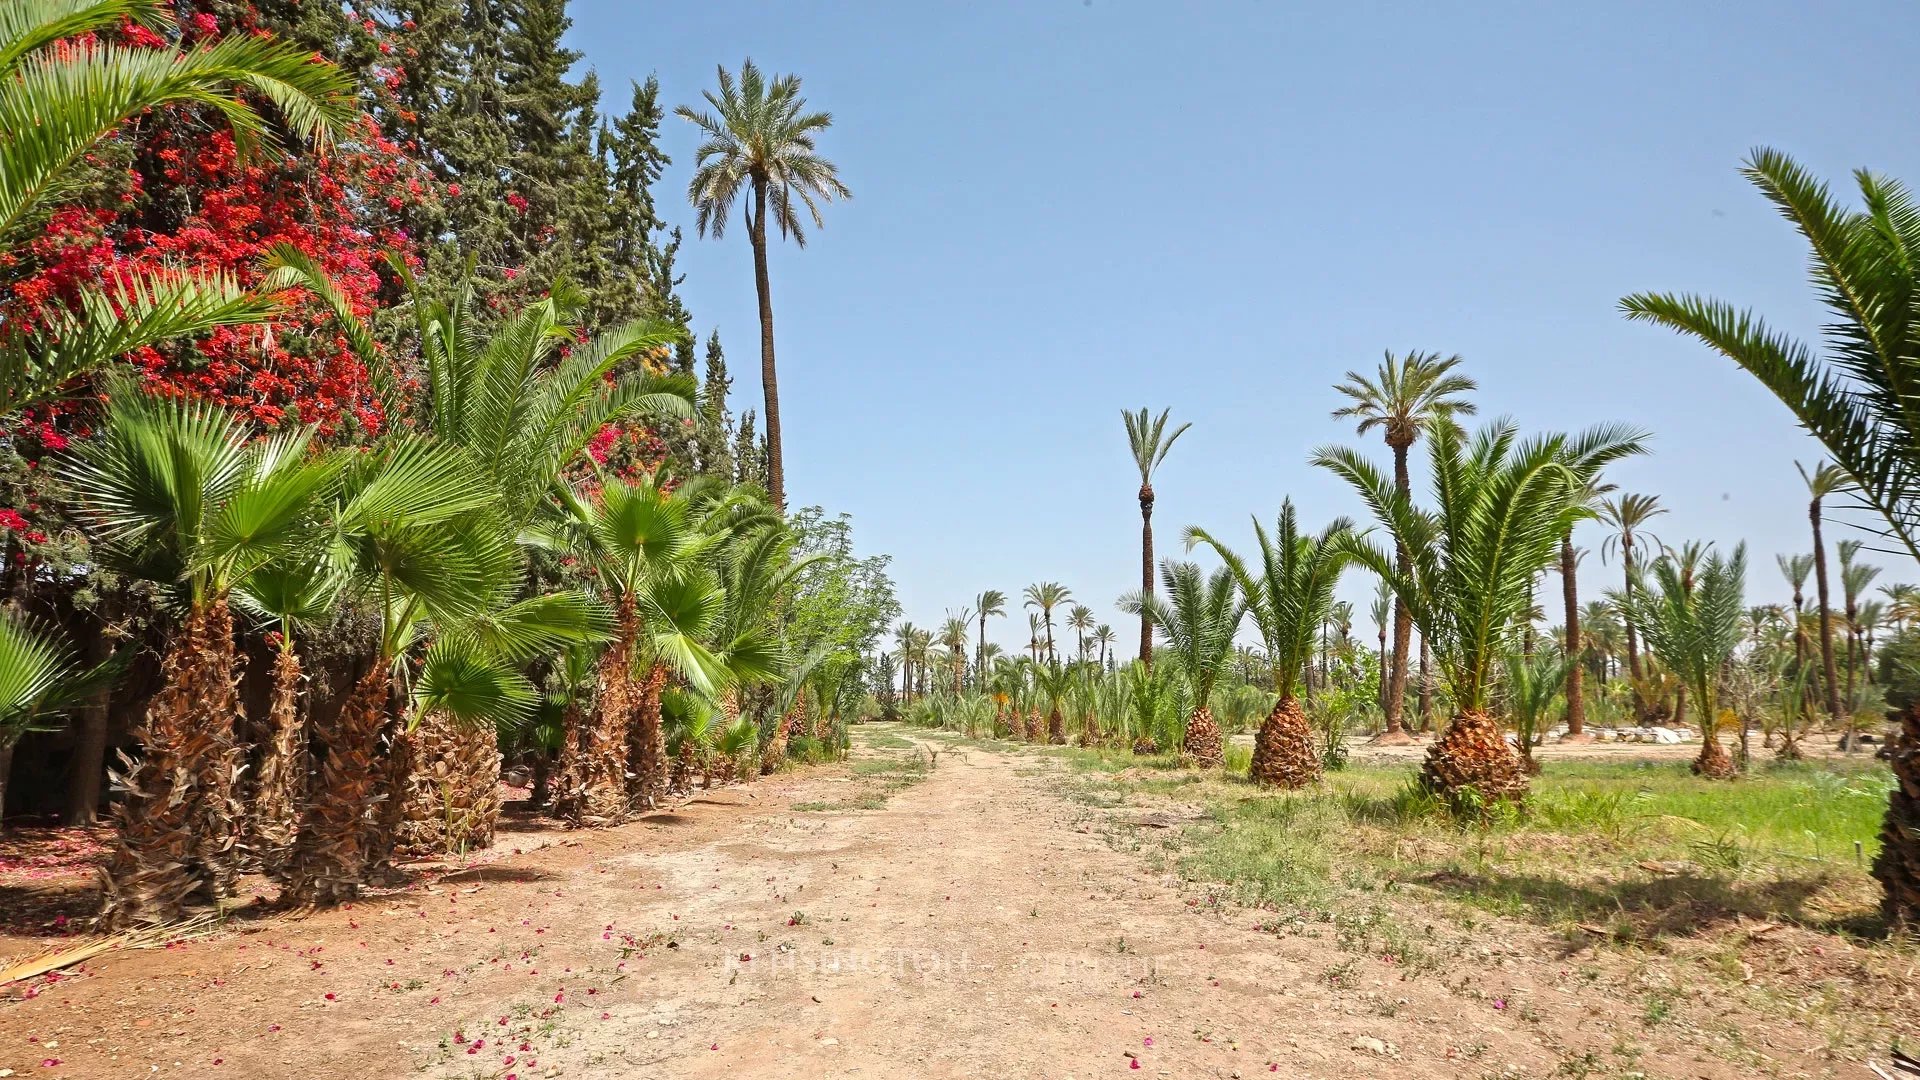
[569, 0, 1920, 655]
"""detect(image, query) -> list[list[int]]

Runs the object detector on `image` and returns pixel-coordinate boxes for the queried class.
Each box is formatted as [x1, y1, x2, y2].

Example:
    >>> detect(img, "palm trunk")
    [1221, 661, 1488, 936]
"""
[1561, 534, 1589, 741]
[250, 647, 306, 877]
[288, 662, 389, 906]
[1873, 701, 1920, 928]
[1183, 704, 1225, 768]
[1622, 532, 1646, 686]
[750, 179, 784, 510]
[1810, 502, 1846, 741]
[1377, 625, 1389, 715]
[631, 662, 669, 809]
[1417, 634, 1432, 733]
[1139, 484, 1154, 668]
[1250, 693, 1318, 788]
[1379, 439, 1415, 743]
[0, 740, 14, 828]
[559, 598, 637, 825]
[1421, 710, 1528, 809]
[99, 600, 244, 929]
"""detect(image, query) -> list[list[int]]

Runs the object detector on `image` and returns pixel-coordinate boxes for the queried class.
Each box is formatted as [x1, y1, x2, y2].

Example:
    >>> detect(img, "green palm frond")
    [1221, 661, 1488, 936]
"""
[0, 615, 105, 745]
[1185, 499, 1353, 698]
[412, 638, 537, 732]
[1118, 561, 1244, 706]
[1617, 544, 1747, 733]
[677, 59, 850, 246]
[1122, 407, 1191, 483]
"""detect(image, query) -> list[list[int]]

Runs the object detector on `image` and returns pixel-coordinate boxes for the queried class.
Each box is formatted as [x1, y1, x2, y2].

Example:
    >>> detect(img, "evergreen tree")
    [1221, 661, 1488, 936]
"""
[734, 410, 769, 491]
[694, 331, 736, 480]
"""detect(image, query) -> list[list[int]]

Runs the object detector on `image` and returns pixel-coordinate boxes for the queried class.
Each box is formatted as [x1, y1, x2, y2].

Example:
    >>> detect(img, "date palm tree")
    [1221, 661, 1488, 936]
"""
[1598, 493, 1666, 717]
[1779, 552, 1814, 670]
[677, 59, 850, 510]
[1023, 582, 1071, 666]
[1558, 478, 1616, 741]
[0, 0, 353, 414]
[1619, 546, 1748, 778]
[938, 613, 972, 696]
[1066, 604, 1095, 666]
[1123, 408, 1191, 668]
[64, 386, 343, 926]
[1317, 420, 1645, 808]
[1369, 580, 1392, 716]
[1186, 500, 1353, 787]
[1620, 148, 1920, 924]
[1331, 351, 1477, 743]
[1881, 582, 1920, 632]
[893, 622, 919, 704]
[974, 589, 1006, 686]
[1092, 624, 1116, 671]
[1501, 646, 1573, 775]
[1796, 461, 1854, 735]
[1120, 561, 1245, 768]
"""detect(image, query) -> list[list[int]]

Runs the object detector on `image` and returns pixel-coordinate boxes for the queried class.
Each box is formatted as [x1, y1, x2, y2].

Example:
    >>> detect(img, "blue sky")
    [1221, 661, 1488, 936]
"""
[570, 0, 1920, 654]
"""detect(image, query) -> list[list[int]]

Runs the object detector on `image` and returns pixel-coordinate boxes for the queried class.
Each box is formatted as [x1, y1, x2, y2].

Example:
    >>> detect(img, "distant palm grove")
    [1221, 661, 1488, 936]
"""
[0, 0, 1913, 945]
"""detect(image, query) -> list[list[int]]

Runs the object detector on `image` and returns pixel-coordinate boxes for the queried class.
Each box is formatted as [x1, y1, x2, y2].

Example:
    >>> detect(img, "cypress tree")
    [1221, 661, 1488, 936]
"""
[694, 331, 735, 481]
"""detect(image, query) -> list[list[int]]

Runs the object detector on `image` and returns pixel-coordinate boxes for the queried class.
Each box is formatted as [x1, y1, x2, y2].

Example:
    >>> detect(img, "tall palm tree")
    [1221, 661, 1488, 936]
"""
[1123, 408, 1191, 669]
[64, 387, 343, 926]
[893, 622, 920, 703]
[1120, 562, 1245, 768]
[1778, 553, 1814, 669]
[1330, 351, 1477, 743]
[1597, 493, 1666, 717]
[1797, 461, 1854, 736]
[1880, 582, 1920, 632]
[0, 0, 353, 415]
[1369, 580, 1392, 716]
[1838, 541, 1880, 708]
[1024, 614, 1044, 665]
[677, 60, 850, 510]
[1023, 582, 1071, 666]
[974, 590, 1006, 686]
[1066, 604, 1095, 666]
[1187, 501, 1352, 787]
[1620, 148, 1920, 925]
[938, 613, 972, 696]
[1558, 478, 1615, 740]
[1093, 624, 1116, 670]
[1619, 546, 1748, 778]
[1318, 420, 1645, 807]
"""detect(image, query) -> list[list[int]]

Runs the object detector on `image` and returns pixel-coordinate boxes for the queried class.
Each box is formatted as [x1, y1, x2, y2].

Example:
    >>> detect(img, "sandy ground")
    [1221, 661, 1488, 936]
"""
[0, 726, 1899, 1079]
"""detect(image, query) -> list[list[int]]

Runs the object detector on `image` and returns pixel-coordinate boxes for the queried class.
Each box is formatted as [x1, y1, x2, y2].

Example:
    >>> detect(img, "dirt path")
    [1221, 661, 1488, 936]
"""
[0, 727, 1858, 1078]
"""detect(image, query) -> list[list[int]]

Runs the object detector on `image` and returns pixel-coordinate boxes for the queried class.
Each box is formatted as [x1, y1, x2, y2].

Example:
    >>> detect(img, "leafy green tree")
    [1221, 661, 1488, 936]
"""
[1316, 420, 1645, 807]
[1120, 561, 1245, 768]
[1330, 351, 1476, 743]
[1122, 408, 1190, 668]
[1186, 500, 1353, 787]
[678, 60, 851, 509]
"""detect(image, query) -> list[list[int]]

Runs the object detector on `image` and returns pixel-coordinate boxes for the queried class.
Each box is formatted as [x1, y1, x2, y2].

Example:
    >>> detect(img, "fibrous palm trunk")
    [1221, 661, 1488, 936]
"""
[761, 704, 797, 775]
[557, 601, 636, 825]
[629, 662, 669, 810]
[249, 647, 306, 878]
[1047, 706, 1065, 745]
[395, 709, 458, 858]
[1250, 695, 1319, 789]
[99, 601, 243, 929]
[1420, 711, 1528, 810]
[288, 663, 389, 905]
[1026, 707, 1042, 742]
[1872, 702, 1919, 928]
[1183, 705, 1225, 769]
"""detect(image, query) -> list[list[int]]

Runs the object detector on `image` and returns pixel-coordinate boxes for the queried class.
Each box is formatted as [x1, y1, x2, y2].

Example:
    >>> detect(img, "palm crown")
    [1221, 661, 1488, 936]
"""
[1331, 350, 1477, 449]
[676, 59, 850, 246]
[1185, 500, 1353, 701]
[1120, 561, 1245, 708]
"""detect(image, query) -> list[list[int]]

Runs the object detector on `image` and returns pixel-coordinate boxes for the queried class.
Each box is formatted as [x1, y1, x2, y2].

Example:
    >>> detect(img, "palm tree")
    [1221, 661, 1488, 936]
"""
[1620, 149, 1920, 925]
[0, 615, 104, 826]
[1123, 408, 1192, 669]
[1330, 351, 1477, 743]
[893, 622, 920, 703]
[677, 60, 850, 509]
[1501, 647, 1573, 775]
[1033, 661, 1078, 745]
[1093, 624, 1116, 670]
[1620, 546, 1748, 778]
[1066, 604, 1095, 666]
[0, 0, 354, 415]
[1187, 501, 1353, 786]
[234, 558, 340, 876]
[1023, 582, 1071, 666]
[938, 613, 972, 696]
[1796, 461, 1854, 737]
[1598, 493, 1666, 718]
[1369, 580, 1393, 716]
[1838, 539, 1880, 722]
[1558, 479, 1614, 741]
[64, 387, 343, 926]
[1778, 553, 1814, 670]
[974, 590, 1006, 686]
[1120, 562, 1245, 768]
[1881, 582, 1920, 632]
[1318, 420, 1646, 807]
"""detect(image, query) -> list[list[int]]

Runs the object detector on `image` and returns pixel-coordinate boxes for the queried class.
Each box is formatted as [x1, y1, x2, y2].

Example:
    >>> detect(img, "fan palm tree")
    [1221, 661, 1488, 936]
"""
[1186, 501, 1353, 787]
[1023, 582, 1071, 666]
[1330, 351, 1477, 743]
[1317, 419, 1646, 808]
[1120, 561, 1245, 768]
[1619, 149, 1920, 923]
[64, 386, 343, 926]
[1065, 604, 1095, 666]
[0, 614, 106, 827]
[0, 0, 354, 415]
[1123, 408, 1191, 669]
[676, 60, 850, 509]
[974, 589, 1006, 686]
[1619, 546, 1748, 778]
